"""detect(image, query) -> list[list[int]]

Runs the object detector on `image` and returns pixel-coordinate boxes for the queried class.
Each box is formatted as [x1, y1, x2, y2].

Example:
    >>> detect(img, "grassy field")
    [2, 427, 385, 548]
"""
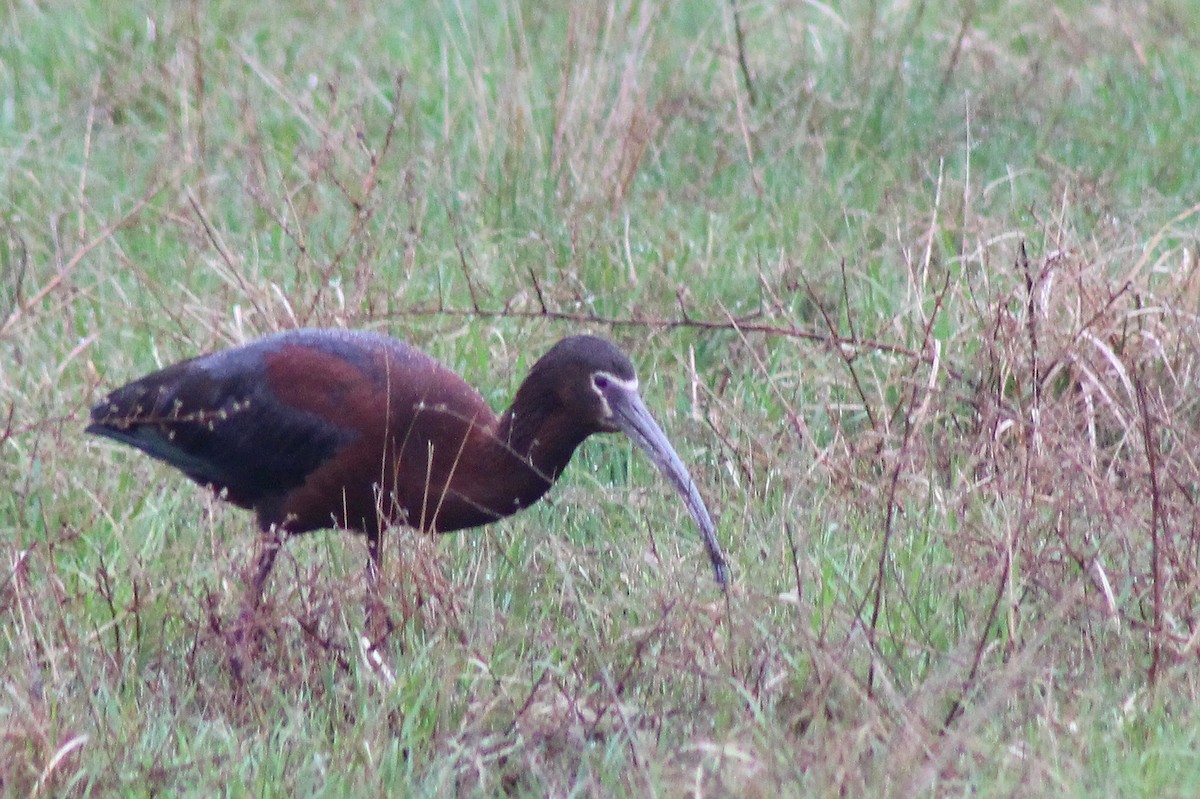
[5, 0, 1200, 795]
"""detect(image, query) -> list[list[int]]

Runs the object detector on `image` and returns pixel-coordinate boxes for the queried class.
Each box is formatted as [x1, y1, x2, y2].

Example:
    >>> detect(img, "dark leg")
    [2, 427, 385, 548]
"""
[364, 531, 394, 647]
[248, 531, 284, 603]
[229, 528, 285, 684]
[366, 531, 381, 587]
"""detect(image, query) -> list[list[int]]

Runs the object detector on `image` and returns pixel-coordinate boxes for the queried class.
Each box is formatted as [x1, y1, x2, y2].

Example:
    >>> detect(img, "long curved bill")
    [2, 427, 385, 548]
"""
[606, 383, 730, 587]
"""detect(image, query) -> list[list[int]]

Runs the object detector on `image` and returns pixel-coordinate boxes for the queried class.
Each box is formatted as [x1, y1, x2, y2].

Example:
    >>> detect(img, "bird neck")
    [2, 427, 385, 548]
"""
[496, 384, 591, 482]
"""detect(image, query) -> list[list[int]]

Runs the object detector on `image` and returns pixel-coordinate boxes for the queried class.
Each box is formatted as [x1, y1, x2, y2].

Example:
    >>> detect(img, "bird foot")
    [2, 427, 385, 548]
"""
[358, 585, 400, 688]
[363, 591, 396, 649]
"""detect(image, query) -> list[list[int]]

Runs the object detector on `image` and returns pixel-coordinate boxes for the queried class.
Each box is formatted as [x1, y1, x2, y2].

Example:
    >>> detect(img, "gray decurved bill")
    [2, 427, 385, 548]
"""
[607, 385, 730, 586]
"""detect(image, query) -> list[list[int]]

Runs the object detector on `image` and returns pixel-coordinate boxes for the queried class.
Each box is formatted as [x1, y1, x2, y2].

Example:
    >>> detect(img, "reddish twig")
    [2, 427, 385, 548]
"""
[1134, 368, 1164, 687]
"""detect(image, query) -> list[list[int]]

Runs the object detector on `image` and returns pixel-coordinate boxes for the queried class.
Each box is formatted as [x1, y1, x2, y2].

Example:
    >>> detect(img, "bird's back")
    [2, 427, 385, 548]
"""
[87, 329, 498, 532]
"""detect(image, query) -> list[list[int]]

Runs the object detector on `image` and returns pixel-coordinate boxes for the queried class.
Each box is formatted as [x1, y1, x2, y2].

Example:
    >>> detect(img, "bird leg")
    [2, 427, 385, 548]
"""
[227, 527, 285, 685]
[248, 530, 285, 603]
[363, 531, 395, 649]
[366, 531, 382, 586]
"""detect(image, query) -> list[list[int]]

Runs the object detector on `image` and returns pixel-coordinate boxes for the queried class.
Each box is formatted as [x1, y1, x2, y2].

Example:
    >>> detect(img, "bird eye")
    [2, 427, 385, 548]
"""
[593, 374, 610, 390]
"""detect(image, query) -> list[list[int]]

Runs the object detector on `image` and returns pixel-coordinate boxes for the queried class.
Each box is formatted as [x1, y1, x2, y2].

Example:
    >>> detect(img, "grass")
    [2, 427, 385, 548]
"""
[5, 0, 1200, 794]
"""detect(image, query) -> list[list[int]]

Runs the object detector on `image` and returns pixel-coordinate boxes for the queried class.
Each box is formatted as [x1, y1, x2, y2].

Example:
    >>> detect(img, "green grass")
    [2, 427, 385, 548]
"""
[6, 0, 1200, 795]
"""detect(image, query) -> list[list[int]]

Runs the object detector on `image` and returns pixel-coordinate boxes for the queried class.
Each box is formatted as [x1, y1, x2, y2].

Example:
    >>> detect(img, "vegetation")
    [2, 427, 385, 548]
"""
[4, 0, 1200, 794]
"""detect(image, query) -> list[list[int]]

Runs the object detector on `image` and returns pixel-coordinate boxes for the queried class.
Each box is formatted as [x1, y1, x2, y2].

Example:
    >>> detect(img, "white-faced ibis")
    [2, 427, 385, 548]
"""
[86, 330, 729, 595]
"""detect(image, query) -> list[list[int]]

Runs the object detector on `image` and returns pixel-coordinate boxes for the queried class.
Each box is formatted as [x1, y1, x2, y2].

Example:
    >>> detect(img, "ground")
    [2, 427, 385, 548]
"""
[3, 1, 1200, 795]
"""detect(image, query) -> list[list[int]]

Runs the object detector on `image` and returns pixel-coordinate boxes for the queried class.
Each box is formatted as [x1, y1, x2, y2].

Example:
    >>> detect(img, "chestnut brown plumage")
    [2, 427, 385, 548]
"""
[86, 330, 729, 594]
